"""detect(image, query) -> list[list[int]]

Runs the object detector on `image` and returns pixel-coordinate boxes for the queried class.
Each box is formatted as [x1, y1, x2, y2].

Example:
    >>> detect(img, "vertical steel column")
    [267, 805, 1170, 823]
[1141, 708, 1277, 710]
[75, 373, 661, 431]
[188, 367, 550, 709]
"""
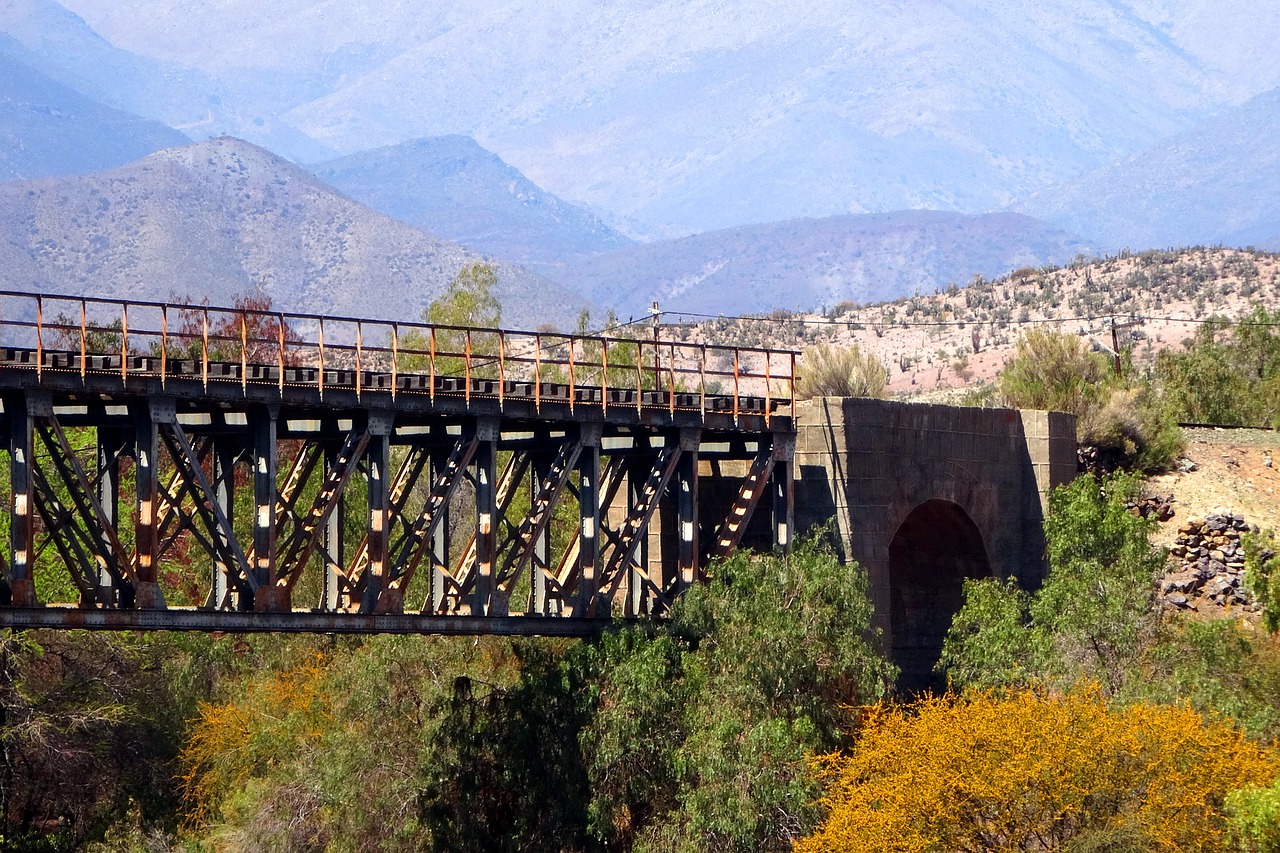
[471, 417, 499, 616]
[133, 400, 164, 609]
[209, 439, 237, 610]
[361, 412, 392, 613]
[625, 453, 651, 618]
[322, 441, 344, 612]
[7, 394, 36, 607]
[676, 429, 701, 590]
[251, 405, 279, 611]
[771, 433, 795, 555]
[96, 427, 123, 606]
[576, 424, 601, 616]
[429, 445, 451, 613]
[530, 450, 553, 614]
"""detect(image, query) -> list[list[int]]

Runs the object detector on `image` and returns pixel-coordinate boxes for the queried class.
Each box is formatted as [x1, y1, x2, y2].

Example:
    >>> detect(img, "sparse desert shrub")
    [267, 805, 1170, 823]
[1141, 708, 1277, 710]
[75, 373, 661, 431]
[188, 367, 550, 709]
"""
[999, 328, 1113, 418]
[796, 343, 887, 399]
[999, 330, 1182, 472]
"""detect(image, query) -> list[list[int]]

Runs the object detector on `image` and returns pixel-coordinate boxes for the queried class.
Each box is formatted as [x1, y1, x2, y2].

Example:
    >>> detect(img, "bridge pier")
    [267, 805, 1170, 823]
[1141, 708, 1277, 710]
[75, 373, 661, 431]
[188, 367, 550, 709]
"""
[794, 397, 1076, 691]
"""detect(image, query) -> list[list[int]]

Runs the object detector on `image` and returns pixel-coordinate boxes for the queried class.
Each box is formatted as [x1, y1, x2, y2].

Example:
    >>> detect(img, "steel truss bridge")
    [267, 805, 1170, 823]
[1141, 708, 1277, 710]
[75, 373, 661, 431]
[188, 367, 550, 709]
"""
[0, 291, 796, 635]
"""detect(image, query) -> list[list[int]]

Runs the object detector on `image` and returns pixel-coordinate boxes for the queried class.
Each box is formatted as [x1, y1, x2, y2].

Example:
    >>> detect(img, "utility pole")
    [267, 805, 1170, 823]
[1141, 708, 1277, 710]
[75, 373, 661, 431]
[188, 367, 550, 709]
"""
[651, 301, 661, 386]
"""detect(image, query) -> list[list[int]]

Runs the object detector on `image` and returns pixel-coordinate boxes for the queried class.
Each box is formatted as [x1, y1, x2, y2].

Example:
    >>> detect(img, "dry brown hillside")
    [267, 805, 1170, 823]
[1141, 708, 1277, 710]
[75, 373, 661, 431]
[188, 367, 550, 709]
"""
[673, 246, 1280, 400]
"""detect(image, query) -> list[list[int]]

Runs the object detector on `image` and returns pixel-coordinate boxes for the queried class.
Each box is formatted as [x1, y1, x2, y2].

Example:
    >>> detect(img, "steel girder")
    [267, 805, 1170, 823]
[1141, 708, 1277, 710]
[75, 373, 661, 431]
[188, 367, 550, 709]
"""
[0, 389, 794, 634]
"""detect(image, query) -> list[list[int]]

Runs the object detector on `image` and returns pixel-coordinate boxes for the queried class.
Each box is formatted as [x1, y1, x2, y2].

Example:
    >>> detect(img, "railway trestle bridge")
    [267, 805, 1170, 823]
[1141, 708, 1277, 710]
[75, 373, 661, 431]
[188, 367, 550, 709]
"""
[0, 291, 795, 636]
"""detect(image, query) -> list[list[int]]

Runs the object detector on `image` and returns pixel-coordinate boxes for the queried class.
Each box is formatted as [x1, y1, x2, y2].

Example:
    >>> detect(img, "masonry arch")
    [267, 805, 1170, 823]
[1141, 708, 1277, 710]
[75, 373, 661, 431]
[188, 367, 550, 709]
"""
[888, 499, 992, 693]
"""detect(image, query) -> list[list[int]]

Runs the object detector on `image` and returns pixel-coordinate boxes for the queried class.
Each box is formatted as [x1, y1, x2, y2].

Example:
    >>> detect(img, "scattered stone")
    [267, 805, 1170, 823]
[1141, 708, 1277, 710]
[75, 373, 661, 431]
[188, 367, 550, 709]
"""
[1176, 457, 1198, 473]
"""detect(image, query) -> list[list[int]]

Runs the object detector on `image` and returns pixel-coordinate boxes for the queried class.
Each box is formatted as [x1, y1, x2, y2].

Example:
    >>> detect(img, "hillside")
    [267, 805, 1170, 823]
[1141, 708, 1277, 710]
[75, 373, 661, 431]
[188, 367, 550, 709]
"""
[0, 37, 187, 181]
[312, 136, 633, 270]
[560, 211, 1093, 316]
[681, 247, 1280, 397]
[0, 138, 585, 328]
[57, 0, 1280, 237]
[1016, 87, 1280, 252]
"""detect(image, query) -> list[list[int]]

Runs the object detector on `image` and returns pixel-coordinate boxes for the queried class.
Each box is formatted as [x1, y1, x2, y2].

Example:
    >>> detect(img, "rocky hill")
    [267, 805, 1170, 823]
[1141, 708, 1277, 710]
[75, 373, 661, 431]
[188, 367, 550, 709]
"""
[0, 138, 585, 329]
[312, 136, 633, 271]
[678, 247, 1280, 398]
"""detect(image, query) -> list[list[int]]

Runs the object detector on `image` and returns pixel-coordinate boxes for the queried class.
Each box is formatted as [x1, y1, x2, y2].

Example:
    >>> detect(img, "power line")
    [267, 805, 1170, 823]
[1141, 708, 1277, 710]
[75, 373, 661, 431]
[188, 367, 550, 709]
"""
[658, 309, 1280, 330]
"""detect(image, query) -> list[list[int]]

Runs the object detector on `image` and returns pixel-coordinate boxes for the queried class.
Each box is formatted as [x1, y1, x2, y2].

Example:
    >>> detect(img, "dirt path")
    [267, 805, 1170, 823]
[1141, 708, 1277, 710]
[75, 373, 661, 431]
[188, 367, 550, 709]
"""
[1148, 427, 1280, 546]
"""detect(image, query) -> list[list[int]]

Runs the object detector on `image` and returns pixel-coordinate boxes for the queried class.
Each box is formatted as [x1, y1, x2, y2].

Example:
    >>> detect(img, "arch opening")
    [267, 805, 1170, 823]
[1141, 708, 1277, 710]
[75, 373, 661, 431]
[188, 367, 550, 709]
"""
[889, 499, 992, 693]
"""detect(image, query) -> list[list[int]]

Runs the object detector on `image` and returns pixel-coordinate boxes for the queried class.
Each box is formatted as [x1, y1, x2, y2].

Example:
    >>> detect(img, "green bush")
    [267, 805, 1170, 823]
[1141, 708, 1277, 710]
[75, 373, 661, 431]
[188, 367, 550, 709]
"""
[1245, 531, 1280, 633]
[939, 472, 1163, 694]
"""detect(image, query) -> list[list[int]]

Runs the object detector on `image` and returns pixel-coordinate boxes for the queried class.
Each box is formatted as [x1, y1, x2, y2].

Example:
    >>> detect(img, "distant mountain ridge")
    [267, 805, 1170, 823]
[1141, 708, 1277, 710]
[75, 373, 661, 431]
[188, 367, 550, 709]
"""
[313, 136, 633, 270]
[0, 138, 586, 329]
[557, 211, 1095, 316]
[1015, 87, 1280, 252]
[54, 0, 1280, 236]
[0, 35, 187, 181]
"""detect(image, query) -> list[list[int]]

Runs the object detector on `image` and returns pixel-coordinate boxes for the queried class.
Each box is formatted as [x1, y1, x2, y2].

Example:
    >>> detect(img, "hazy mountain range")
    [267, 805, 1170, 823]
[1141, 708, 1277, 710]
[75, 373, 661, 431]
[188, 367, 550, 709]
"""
[1014, 87, 1280, 253]
[0, 0, 1278, 322]
[556, 211, 1093, 317]
[51, 0, 1280, 238]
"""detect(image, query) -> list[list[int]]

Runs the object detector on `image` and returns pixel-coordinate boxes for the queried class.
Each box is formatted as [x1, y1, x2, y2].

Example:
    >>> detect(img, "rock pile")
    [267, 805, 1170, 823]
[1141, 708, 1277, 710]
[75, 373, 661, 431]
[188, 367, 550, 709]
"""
[1127, 493, 1175, 521]
[1161, 511, 1258, 611]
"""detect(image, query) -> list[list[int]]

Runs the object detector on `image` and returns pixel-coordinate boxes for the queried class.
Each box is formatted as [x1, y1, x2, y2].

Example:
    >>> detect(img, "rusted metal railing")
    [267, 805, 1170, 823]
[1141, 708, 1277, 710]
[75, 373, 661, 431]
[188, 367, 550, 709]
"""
[0, 290, 798, 417]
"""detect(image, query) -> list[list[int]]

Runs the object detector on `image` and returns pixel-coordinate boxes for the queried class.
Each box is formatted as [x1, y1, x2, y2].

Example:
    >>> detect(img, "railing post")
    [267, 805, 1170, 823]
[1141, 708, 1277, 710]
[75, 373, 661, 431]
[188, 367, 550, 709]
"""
[201, 308, 209, 391]
[79, 300, 87, 381]
[390, 324, 399, 401]
[733, 347, 740, 422]
[601, 337, 608, 415]
[700, 345, 707, 418]
[498, 330, 505, 407]
[569, 338, 576, 414]
[34, 296, 43, 383]
[160, 305, 168, 388]
[317, 317, 325, 399]
[239, 312, 247, 394]
[355, 321, 363, 400]
[464, 330, 472, 405]
[122, 303, 132, 382]
[277, 314, 285, 394]
[534, 333, 542, 413]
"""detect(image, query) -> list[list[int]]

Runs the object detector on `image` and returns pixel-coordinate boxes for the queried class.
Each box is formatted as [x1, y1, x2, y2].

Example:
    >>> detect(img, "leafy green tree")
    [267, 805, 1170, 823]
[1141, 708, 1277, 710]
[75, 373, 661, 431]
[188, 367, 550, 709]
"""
[1246, 531, 1280, 633]
[999, 328, 1113, 417]
[939, 472, 1164, 693]
[1155, 305, 1280, 427]
[583, 538, 896, 853]
[0, 631, 187, 850]
[1228, 775, 1280, 853]
[401, 262, 503, 378]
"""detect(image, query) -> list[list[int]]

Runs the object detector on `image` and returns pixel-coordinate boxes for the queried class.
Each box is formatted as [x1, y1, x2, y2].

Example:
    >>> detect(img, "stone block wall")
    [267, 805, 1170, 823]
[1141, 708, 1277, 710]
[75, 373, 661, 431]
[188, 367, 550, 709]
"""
[793, 397, 1077, 686]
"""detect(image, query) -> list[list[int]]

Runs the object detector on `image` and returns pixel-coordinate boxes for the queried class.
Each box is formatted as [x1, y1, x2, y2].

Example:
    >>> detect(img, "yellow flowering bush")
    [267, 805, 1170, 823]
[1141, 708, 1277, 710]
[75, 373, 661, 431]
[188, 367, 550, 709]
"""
[797, 688, 1280, 852]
